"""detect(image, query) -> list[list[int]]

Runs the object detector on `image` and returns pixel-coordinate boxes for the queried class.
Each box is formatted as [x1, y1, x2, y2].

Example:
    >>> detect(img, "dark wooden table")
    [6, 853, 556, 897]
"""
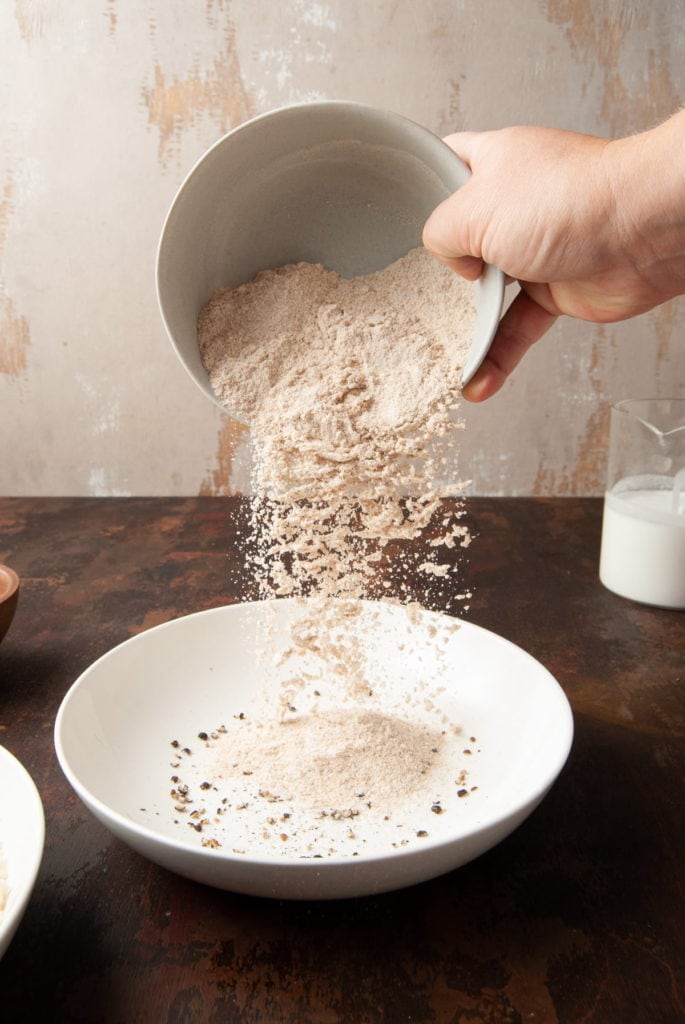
[0, 497, 682, 1024]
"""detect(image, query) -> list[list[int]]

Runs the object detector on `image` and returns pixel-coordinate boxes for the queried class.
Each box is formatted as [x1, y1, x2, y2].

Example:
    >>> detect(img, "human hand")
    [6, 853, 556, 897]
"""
[423, 116, 685, 401]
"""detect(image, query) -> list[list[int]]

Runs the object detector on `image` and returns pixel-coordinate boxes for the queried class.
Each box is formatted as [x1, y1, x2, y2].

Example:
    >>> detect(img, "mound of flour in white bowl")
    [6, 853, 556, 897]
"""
[164, 597, 482, 861]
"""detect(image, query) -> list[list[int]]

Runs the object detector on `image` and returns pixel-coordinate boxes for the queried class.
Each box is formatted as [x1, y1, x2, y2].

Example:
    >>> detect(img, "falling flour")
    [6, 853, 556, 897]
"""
[199, 247, 475, 602]
[167, 247, 481, 859]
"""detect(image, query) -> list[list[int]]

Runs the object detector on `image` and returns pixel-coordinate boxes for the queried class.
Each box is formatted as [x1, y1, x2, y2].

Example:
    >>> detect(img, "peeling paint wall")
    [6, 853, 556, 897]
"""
[1, 0, 683, 497]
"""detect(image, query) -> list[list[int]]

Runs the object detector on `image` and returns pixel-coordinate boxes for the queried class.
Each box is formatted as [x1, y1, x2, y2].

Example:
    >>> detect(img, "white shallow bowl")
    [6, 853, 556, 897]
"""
[55, 599, 572, 900]
[156, 100, 504, 414]
[0, 745, 45, 959]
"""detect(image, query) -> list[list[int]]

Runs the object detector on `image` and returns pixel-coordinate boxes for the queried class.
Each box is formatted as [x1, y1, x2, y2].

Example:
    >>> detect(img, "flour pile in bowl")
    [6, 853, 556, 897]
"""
[165, 598, 482, 859]
[178, 247, 480, 859]
[198, 247, 475, 605]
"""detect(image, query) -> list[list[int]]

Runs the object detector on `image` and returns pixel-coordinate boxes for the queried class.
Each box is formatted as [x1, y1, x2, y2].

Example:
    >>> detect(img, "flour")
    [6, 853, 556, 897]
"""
[182, 247, 480, 860]
[199, 247, 475, 604]
[167, 707, 475, 858]
[165, 598, 481, 860]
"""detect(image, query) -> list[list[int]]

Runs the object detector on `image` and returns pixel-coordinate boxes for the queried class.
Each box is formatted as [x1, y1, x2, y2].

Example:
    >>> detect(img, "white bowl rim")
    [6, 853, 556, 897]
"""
[0, 744, 45, 953]
[54, 599, 573, 874]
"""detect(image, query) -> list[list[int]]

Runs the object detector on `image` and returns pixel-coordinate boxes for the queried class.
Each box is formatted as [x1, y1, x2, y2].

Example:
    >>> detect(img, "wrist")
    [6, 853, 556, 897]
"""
[607, 111, 685, 300]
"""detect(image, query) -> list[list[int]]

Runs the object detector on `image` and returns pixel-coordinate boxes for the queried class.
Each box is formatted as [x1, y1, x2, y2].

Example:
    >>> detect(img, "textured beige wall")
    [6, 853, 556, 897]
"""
[1, 0, 683, 497]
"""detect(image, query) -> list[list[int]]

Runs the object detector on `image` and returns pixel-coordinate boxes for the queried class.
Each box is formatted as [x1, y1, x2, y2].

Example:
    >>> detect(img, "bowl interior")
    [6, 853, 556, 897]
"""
[55, 599, 572, 897]
[157, 101, 504, 409]
[0, 746, 45, 960]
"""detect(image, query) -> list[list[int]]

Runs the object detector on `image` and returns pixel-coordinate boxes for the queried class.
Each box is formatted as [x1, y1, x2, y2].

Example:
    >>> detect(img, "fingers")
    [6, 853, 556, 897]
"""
[425, 128, 558, 400]
[462, 288, 557, 402]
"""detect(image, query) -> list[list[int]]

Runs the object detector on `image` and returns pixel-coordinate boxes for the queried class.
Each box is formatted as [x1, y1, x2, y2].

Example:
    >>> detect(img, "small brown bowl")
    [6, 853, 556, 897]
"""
[0, 564, 20, 645]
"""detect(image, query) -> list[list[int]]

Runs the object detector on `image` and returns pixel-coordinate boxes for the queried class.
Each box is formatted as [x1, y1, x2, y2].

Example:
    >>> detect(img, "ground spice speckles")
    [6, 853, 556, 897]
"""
[165, 695, 482, 859]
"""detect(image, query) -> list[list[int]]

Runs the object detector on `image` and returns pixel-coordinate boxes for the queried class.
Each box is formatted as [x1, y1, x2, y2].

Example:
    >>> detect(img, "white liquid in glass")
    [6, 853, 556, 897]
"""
[599, 486, 685, 608]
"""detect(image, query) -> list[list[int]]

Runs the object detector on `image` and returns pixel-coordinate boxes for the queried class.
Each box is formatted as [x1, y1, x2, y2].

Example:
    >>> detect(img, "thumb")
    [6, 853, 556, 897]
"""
[442, 130, 483, 169]
[422, 185, 483, 281]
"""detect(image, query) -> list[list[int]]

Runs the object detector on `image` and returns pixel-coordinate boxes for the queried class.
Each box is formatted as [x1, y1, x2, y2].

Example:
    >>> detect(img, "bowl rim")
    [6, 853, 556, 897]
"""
[54, 599, 574, 874]
[156, 96, 506, 287]
[156, 97, 475, 265]
[0, 744, 45, 956]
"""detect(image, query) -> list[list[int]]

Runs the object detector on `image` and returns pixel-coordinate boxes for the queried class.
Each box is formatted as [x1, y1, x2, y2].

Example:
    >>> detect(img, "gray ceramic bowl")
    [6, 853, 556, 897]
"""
[156, 101, 504, 417]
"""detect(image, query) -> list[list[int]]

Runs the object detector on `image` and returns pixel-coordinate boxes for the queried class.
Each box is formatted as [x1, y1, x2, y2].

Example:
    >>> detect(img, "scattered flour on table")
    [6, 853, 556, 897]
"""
[164, 248, 481, 858]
